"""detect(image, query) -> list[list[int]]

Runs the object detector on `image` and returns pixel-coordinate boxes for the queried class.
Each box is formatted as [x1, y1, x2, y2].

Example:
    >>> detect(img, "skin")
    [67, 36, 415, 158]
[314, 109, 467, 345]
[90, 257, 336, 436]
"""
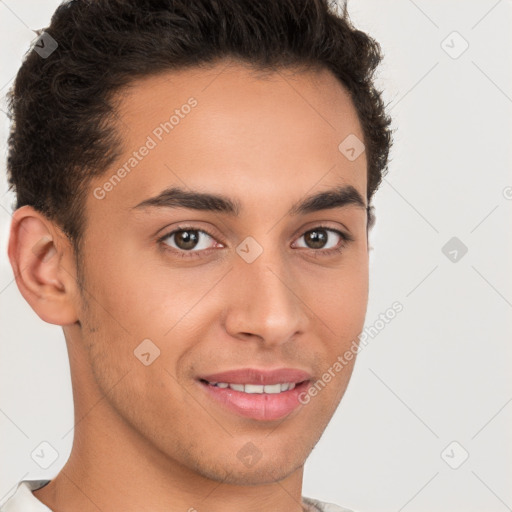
[8, 59, 369, 512]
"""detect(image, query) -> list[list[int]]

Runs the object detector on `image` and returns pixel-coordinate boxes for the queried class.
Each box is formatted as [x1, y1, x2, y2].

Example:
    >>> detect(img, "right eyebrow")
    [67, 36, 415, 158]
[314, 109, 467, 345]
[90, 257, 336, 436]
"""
[131, 186, 241, 214]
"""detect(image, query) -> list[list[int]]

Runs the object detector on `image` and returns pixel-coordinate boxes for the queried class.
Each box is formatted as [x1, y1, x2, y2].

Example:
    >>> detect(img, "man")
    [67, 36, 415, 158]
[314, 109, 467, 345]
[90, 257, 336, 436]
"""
[2, 0, 392, 510]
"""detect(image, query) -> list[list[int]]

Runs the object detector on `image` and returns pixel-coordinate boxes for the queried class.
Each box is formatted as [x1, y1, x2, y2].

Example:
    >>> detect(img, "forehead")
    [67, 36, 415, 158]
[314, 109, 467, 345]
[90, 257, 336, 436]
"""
[87, 61, 367, 220]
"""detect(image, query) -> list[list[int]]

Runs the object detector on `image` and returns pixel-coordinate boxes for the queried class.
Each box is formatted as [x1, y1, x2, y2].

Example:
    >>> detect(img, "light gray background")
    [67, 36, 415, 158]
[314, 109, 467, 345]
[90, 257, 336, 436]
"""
[1, 1, 511, 511]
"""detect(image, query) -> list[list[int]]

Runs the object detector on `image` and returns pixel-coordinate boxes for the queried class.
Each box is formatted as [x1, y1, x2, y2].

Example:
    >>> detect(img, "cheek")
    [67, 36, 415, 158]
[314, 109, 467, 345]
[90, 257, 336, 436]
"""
[84, 242, 209, 336]
[302, 254, 369, 341]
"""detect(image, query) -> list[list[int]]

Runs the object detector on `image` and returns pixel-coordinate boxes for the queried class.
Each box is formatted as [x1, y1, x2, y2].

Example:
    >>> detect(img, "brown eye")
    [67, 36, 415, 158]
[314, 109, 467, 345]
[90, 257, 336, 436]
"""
[173, 229, 200, 250]
[294, 227, 346, 251]
[303, 228, 329, 249]
[160, 228, 218, 254]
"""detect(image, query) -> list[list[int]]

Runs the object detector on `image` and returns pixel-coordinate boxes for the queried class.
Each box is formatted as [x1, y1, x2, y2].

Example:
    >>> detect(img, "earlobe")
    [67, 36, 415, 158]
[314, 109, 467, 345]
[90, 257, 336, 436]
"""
[7, 205, 79, 326]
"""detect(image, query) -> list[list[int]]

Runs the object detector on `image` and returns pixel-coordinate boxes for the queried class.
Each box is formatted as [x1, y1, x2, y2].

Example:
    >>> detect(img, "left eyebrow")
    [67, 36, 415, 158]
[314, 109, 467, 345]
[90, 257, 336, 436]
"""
[130, 184, 367, 216]
[288, 185, 367, 216]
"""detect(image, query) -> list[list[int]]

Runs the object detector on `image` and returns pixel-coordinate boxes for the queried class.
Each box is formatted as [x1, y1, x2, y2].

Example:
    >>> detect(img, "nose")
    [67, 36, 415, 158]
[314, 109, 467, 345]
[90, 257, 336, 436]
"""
[222, 247, 308, 347]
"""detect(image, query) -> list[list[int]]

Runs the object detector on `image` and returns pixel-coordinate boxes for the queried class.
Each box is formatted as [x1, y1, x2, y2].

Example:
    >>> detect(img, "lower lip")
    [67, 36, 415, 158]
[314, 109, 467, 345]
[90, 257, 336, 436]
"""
[198, 380, 310, 421]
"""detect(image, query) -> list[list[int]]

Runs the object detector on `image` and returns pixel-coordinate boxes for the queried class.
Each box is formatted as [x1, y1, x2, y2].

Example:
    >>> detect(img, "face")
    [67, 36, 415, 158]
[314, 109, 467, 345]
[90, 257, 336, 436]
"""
[72, 60, 369, 485]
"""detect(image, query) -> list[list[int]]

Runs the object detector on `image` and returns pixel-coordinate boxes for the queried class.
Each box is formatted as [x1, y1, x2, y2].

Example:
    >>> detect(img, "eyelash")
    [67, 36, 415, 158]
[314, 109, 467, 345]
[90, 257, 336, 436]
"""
[157, 224, 355, 260]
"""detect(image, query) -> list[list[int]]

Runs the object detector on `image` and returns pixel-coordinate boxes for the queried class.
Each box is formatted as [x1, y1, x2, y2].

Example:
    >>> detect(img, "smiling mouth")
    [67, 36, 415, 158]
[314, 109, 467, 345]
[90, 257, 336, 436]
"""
[199, 378, 309, 393]
[197, 378, 311, 421]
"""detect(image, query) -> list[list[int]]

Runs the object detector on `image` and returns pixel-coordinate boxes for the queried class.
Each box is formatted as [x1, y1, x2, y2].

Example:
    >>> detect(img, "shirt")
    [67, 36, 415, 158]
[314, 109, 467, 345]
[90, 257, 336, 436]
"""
[0, 480, 356, 512]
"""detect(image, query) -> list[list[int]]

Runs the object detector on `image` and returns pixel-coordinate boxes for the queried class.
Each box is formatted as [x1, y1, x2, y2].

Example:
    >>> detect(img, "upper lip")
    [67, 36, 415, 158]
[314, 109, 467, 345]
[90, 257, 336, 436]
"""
[199, 368, 312, 385]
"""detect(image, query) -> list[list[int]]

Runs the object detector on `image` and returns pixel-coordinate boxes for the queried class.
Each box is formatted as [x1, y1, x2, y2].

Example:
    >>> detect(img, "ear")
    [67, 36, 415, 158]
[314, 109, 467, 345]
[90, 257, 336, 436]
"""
[7, 205, 80, 326]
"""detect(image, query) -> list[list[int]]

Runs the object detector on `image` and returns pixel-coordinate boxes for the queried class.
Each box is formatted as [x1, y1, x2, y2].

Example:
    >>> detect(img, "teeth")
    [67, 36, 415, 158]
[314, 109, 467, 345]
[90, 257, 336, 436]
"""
[263, 383, 282, 394]
[209, 382, 298, 393]
[244, 384, 264, 393]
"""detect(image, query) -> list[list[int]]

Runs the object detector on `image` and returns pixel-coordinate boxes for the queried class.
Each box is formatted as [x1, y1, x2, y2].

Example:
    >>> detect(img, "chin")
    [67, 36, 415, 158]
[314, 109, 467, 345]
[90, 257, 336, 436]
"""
[190, 441, 312, 486]
[207, 458, 305, 486]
